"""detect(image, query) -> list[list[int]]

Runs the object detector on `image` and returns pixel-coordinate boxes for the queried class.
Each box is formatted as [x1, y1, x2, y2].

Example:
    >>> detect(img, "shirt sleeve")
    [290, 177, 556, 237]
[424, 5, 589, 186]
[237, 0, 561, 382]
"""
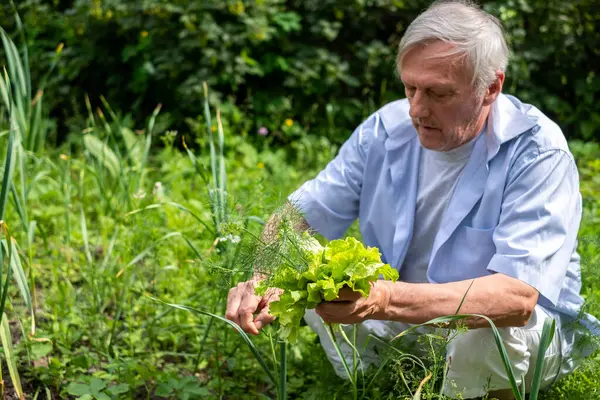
[287, 118, 375, 240]
[486, 148, 582, 306]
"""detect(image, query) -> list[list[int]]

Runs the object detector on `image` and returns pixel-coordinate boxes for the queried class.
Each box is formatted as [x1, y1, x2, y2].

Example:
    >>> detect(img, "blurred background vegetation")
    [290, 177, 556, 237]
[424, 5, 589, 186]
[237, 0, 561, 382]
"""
[1, 0, 599, 151]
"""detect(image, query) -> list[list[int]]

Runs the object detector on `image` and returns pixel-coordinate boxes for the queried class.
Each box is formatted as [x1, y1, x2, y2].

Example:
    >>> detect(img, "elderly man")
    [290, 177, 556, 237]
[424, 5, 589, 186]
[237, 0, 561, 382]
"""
[226, 1, 598, 398]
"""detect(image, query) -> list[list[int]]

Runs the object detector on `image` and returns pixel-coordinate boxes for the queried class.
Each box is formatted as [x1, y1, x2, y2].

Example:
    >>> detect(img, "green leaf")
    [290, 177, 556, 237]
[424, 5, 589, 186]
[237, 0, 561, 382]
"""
[89, 377, 106, 393]
[107, 383, 129, 396]
[66, 382, 90, 396]
[0, 313, 23, 398]
[31, 342, 52, 359]
[94, 392, 111, 400]
[528, 318, 556, 400]
[0, 123, 17, 220]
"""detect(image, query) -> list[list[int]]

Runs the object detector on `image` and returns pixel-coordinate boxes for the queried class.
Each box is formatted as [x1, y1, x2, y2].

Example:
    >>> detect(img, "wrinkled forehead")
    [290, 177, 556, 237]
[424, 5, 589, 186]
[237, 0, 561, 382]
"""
[399, 41, 474, 87]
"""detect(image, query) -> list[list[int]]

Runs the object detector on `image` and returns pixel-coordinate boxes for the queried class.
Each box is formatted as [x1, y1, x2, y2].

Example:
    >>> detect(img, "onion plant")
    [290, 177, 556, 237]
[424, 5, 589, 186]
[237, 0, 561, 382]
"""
[388, 313, 556, 400]
[0, 82, 34, 400]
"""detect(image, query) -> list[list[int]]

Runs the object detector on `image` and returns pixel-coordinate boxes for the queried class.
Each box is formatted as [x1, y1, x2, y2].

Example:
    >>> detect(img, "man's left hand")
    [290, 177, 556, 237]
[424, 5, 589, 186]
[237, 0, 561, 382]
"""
[315, 281, 390, 324]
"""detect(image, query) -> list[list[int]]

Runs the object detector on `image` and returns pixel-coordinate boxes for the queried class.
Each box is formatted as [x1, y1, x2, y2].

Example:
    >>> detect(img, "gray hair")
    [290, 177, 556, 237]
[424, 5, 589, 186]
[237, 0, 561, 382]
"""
[396, 0, 509, 93]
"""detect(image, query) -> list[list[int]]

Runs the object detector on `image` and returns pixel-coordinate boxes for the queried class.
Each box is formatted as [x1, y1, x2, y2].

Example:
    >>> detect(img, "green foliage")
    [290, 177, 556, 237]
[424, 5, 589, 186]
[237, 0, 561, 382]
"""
[66, 377, 128, 400]
[155, 376, 210, 399]
[1, 0, 598, 146]
[0, 5, 598, 398]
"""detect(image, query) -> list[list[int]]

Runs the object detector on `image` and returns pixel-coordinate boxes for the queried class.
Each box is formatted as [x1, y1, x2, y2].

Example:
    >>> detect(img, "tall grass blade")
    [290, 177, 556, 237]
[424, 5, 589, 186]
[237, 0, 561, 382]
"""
[0, 68, 10, 109]
[83, 134, 120, 178]
[216, 109, 226, 224]
[9, 185, 26, 233]
[100, 227, 119, 272]
[136, 103, 161, 191]
[0, 124, 17, 220]
[528, 318, 556, 400]
[0, 224, 13, 320]
[2, 239, 34, 335]
[149, 297, 278, 387]
[80, 208, 93, 266]
[8, 4, 30, 100]
[0, 312, 24, 400]
[0, 28, 27, 144]
[181, 136, 209, 185]
[202, 82, 218, 196]
[16, 140, 27, 224]
[0, 28, 26, 100]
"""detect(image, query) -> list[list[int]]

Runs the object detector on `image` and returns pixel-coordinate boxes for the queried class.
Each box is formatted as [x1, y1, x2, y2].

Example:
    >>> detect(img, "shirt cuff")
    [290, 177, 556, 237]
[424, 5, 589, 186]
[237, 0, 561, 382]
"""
[486, 254, 560, 306]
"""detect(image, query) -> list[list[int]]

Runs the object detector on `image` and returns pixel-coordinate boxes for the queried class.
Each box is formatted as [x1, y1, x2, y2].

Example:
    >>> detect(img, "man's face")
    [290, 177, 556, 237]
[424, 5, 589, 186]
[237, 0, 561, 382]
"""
[400, 41, 487, 152]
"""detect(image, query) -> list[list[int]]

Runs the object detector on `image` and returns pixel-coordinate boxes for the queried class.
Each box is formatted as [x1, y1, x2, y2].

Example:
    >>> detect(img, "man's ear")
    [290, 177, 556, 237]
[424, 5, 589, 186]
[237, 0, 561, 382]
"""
[482, 71, 505, 106]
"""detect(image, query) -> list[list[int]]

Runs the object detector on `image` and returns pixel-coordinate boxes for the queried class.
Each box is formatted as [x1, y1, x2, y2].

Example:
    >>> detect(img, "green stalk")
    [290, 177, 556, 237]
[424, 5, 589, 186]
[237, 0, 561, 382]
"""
[528, 318, 556, 400]
[353, 325, 358, 398]
[0, 114, 16, 220]
[279, 341, 287, 400]
[267, 331, 279, 393]
[326, 323, 355, 387]
[336, 324, 361, 399]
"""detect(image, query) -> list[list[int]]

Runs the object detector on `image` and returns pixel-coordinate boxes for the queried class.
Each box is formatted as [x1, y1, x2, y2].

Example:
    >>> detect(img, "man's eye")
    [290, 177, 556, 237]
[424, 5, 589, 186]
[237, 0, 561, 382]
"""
[430, 90, 450, 99]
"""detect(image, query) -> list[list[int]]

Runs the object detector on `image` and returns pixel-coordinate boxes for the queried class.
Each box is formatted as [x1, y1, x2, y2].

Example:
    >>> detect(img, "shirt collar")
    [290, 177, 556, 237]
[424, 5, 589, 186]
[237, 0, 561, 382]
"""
[381, 93, 538, 160]
[484, 93, 538, 162]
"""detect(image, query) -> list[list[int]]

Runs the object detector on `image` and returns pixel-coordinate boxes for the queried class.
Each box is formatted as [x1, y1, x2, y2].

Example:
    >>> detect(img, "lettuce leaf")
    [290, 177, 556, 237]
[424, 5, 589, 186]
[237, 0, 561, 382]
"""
[258, 236, 398, 343]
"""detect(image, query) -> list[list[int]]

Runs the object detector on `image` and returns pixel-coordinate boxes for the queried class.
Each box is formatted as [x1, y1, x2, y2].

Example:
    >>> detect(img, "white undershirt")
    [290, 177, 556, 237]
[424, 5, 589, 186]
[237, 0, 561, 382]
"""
[400, 133, 481, 283]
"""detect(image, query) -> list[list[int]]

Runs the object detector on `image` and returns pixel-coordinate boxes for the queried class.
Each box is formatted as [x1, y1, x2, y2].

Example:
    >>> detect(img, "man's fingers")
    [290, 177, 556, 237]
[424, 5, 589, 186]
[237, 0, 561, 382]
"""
[254, 306, 275, 331]
[225, 284, 244, 326]
[239, 300, 260, 335]
[225, 281, 281, 334]
[316, 301, 357, 322]
[333, 287, 362, 302]
[226, 281, 261, 332]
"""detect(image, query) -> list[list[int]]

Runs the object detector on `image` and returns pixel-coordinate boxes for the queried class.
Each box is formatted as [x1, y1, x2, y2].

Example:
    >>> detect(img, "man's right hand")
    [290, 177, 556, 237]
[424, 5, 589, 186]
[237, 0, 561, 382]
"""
[225, 279, 282, 335]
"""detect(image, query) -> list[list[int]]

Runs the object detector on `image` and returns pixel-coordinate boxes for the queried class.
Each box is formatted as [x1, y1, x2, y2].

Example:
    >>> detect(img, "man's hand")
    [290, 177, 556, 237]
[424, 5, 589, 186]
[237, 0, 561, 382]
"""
[225, 279, 282, 335]
[315, 281, 391, 324]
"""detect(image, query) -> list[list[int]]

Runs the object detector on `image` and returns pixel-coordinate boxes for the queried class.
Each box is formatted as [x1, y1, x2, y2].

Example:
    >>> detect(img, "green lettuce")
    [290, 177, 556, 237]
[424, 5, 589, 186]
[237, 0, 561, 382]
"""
[257, 236, 399, 343]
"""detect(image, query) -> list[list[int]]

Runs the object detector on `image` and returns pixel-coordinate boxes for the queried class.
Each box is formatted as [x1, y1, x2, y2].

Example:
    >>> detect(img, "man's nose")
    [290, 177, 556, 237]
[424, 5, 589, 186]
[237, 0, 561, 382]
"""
[408, 91, 430, 119]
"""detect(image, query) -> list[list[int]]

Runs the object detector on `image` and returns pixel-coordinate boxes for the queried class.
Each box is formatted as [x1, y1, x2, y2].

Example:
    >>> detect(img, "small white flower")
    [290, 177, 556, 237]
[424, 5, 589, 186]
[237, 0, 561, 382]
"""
[152, 181, 162, 195]
[133, 189, 146, 199]
[217, 234, 241, 244]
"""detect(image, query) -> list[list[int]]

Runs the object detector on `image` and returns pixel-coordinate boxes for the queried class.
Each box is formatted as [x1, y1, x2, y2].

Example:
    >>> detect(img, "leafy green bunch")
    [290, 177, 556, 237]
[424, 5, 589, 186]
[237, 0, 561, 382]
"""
[257, 236, 399, 343]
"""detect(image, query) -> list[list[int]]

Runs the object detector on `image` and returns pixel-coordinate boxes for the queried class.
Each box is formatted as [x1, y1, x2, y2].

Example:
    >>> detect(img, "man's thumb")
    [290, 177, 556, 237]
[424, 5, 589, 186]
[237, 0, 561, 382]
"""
[254, 308, 275, 331]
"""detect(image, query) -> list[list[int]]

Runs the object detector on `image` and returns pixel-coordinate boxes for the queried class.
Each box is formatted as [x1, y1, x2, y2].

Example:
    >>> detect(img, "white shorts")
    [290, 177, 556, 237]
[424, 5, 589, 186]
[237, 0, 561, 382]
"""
[303, 305, 589, 399]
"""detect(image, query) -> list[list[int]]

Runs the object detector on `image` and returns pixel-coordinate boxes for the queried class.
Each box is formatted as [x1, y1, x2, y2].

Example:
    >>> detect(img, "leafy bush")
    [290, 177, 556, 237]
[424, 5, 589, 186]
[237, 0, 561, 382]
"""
[1, 0, 598, 147]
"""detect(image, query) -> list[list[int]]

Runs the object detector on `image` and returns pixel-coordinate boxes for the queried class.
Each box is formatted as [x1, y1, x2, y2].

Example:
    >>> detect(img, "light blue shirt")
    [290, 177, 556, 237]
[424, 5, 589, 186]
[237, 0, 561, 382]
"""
[289, 93, 599, 356]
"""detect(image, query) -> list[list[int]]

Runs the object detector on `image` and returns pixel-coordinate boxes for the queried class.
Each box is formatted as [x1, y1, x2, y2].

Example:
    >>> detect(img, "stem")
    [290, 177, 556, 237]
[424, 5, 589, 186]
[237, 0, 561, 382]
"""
[353, 325, 358, 400]
[326, 323, 355, 387]
[267, 331, 279, 391]
[337, 324, 360, 399]
[279, 341, 287, 400]
[194, 292, 224, 371]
